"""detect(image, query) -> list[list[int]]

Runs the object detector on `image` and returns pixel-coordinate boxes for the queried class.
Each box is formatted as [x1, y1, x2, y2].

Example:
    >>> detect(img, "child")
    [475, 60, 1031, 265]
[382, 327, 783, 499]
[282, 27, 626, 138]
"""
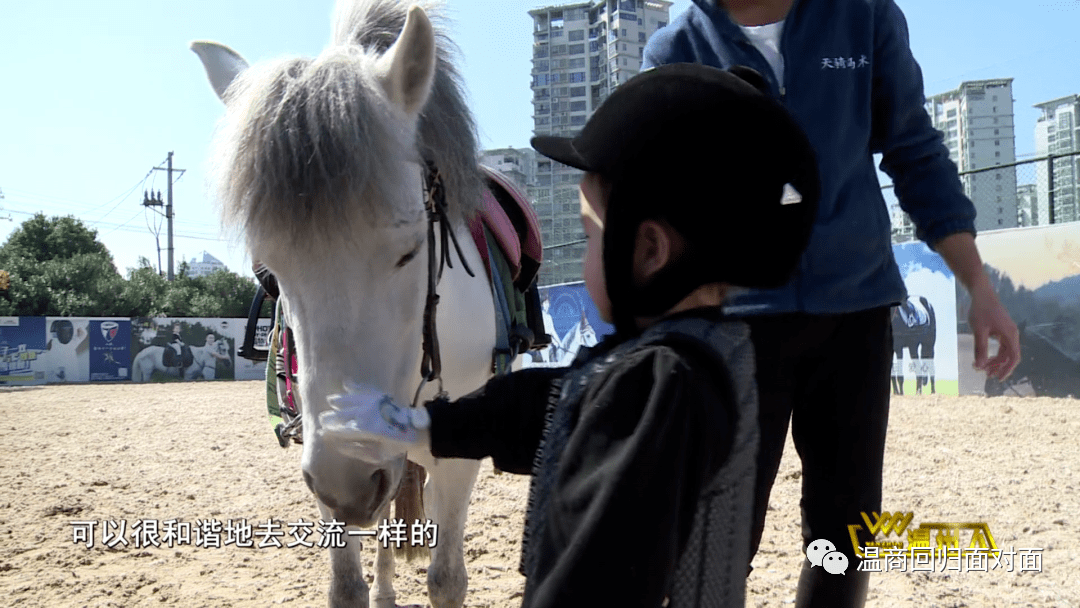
[320, 63, 819, 608]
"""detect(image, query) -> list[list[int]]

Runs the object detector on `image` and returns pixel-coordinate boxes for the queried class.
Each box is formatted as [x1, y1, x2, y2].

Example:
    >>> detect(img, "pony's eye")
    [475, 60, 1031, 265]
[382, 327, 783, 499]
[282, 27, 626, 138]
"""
[396, 246, 421, 268]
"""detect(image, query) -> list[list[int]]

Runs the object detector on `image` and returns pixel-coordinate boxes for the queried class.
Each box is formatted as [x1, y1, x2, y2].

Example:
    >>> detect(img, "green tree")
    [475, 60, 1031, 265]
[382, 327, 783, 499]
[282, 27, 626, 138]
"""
[190, 268, 259, 317]
[152, 261, 257, 318]
[118, 257, 170, 317]
[0, 214, 262, 317]
[0, 213, 125, 316]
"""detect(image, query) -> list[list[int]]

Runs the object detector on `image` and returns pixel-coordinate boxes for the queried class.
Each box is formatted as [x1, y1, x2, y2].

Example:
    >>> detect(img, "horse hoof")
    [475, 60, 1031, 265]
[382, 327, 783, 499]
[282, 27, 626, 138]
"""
[371, 593, 396, 608]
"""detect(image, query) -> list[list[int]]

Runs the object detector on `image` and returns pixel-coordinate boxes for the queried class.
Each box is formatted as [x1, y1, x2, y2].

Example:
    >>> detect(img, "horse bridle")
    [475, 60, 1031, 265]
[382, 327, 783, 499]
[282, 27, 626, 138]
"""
[414, 161, 475, 406]
[273, 161, 475, 446]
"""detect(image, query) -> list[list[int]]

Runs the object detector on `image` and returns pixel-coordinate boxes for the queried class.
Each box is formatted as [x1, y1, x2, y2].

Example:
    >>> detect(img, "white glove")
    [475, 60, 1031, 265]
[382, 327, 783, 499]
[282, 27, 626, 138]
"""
[319, 381, 430, 463]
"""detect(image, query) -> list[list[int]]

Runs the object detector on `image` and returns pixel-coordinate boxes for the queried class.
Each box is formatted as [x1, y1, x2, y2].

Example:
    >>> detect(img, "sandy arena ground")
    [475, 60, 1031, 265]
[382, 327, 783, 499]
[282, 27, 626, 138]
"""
[1, 381, 1078, 607]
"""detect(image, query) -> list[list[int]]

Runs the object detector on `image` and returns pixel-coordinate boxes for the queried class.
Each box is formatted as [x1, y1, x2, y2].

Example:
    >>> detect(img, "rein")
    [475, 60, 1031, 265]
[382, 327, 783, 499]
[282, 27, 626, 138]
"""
[414, 161, 475, 406]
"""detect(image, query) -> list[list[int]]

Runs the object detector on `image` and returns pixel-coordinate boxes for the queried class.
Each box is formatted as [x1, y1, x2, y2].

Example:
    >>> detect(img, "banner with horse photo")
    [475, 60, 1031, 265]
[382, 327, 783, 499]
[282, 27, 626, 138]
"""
[890, 241, 960, 395]
[957, 223, 1080, 398]
[129, 318, 237, 383]
[42, 317, 131, 382]
[232, 317, 274, 381]
[521, 282, 614, 368]
[0, 316, 48, 386]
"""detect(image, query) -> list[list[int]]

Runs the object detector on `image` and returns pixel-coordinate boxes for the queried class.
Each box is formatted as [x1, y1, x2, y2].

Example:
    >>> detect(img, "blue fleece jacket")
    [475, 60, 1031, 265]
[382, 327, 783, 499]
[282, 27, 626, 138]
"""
[642, 0, 977, 315]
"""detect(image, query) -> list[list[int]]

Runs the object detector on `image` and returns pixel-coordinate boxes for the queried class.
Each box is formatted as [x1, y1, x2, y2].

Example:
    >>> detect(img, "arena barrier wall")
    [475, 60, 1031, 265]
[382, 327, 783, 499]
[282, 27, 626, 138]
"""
[0, 316, 268, 386]
[3, 221, 1076, 392]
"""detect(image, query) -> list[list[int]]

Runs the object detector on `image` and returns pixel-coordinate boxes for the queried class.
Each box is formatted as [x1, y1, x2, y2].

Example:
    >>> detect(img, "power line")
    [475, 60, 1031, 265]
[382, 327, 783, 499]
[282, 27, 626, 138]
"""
[544, 238, 586, 251]
[103, 209, 147, 236]
[2, 208, 228, 242]
[1, 186, 228, 235]
[97, 176, 150, 223]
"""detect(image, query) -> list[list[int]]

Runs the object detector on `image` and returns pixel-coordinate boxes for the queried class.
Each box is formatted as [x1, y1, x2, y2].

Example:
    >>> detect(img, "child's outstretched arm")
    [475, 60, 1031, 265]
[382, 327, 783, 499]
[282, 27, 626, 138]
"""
[319, 367, 566, 474]
[427, 367, 565, 474]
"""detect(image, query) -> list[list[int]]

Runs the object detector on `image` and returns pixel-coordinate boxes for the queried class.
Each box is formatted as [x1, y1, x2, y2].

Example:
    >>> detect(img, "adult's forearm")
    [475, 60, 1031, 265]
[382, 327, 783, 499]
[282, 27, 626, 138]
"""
[933, 232, 994, 297]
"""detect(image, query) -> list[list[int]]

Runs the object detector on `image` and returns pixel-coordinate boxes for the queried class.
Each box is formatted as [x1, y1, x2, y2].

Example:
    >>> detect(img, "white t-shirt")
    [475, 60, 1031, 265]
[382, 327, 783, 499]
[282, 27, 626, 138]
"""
[739, 20, 785, 87]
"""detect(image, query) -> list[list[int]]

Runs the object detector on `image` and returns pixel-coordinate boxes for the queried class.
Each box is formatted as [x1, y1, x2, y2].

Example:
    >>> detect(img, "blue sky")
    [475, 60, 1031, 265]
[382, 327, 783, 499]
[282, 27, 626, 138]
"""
[1, 0, 1078, 280]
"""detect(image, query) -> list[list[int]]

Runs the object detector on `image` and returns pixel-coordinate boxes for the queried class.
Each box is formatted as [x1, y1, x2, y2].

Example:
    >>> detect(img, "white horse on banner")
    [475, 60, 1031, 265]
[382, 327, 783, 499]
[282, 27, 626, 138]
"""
[131, 339, 229, 382]
[193, 1, 499, 606]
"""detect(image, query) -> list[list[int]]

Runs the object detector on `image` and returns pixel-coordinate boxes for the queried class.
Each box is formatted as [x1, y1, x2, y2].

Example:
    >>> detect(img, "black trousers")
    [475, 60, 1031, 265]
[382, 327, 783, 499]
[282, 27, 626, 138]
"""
[745, 307, 893, 608]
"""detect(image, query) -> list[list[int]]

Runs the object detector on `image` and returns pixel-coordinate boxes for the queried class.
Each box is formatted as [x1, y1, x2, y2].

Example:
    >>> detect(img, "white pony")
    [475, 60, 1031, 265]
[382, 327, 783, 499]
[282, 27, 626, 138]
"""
[131, 339, 229, 382]
[193, 1, 498, 606]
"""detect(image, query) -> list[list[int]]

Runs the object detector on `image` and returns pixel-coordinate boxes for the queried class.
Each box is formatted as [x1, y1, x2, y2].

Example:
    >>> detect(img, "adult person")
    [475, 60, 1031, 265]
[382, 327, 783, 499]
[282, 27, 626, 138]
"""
[642, 1, 1020, 606]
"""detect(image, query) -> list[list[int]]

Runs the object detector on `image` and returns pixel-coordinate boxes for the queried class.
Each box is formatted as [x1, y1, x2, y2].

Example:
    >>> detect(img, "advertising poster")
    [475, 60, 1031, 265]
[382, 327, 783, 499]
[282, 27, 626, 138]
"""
[891, 241, 960, 395]
[0, 316, 48, 385]
[232, 317, 273, 381]
[958, 223, 1080, 397]
[523, 282, 614, 368]
[43, 317, 91, 382]
[88, 319, 132, 382]
[129, 317, 236, 383]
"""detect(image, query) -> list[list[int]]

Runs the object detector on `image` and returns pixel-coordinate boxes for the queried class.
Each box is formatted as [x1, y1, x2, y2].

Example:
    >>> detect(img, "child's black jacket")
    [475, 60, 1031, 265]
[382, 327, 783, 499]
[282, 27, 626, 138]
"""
[426, 308, 758, 607]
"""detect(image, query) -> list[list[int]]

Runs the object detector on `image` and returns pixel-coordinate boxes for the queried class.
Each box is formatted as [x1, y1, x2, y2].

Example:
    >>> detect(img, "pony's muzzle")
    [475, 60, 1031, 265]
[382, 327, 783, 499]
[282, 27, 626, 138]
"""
[303, 468, 396, 527]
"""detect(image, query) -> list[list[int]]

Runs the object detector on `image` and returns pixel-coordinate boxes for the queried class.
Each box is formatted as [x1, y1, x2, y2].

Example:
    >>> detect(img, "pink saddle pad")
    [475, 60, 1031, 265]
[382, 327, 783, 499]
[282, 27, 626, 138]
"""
[469, 166, 543, 285]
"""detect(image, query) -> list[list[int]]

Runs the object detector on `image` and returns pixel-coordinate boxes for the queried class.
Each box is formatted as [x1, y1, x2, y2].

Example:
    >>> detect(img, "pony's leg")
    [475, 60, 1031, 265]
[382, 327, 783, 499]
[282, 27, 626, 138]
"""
[412, 455, 481, 608]
[317, 500, 369, 608]
[371, 503, 396, 608]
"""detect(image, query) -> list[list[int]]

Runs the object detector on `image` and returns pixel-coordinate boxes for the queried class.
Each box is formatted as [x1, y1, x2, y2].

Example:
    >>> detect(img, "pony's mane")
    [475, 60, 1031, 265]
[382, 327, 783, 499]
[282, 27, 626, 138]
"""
[211, 0, 481, 246]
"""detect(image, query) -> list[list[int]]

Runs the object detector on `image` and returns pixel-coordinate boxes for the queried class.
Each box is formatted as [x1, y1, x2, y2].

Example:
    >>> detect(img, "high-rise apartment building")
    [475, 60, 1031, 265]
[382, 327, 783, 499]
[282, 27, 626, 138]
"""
[1034, 94, 1080, 225]
[925, 78, 1018, 232]
[529, 0, 672, 286]
[480, 147, 537, 192]
[1016, 183, 1038, 227]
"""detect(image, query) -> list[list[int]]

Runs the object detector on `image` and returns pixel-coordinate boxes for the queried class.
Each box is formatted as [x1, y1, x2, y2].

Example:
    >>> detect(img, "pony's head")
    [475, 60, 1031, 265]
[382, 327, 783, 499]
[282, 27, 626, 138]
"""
[196, 0, 481, 526]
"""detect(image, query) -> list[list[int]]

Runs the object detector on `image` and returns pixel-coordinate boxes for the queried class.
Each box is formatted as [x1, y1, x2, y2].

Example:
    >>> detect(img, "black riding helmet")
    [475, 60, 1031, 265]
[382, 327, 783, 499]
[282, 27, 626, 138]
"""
[531, 63, 820, 334]
[51, 319, 75, 345]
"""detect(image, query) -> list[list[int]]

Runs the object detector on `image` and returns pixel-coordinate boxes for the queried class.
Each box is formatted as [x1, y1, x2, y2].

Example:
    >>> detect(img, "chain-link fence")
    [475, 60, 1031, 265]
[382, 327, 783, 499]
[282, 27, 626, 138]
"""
[532, 151, 1080, 283]
[891, 151, 1080, 243]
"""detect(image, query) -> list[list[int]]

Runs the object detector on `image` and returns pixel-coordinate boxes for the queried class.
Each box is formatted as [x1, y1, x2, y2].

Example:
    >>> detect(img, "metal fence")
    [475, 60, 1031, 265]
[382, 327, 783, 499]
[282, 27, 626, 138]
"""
[891, 150, 1080, 243]
[534, 151, 1080, 283]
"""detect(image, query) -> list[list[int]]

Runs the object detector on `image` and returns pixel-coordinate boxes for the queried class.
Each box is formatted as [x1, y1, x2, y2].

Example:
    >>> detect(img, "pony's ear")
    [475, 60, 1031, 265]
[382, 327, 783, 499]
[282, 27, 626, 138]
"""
[190, 41, 250, 102]
[374, 5, 436, 116]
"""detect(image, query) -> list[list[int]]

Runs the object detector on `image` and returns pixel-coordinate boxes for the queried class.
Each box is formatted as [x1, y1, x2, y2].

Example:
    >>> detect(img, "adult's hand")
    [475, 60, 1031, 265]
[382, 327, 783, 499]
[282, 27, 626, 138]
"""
[968, 285, 1020, 381]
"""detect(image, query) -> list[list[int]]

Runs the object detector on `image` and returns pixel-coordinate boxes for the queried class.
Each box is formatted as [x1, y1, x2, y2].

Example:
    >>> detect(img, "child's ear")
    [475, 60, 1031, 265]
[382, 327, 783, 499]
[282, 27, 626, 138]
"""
[632, 219, 678, 284]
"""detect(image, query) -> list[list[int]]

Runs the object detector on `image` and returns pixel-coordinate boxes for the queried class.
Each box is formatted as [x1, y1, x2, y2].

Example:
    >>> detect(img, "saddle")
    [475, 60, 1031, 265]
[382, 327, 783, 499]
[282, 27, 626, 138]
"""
[470, 166, 543, 291]
[162, 344, 194, 369]
[469, 166, 551, 373]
